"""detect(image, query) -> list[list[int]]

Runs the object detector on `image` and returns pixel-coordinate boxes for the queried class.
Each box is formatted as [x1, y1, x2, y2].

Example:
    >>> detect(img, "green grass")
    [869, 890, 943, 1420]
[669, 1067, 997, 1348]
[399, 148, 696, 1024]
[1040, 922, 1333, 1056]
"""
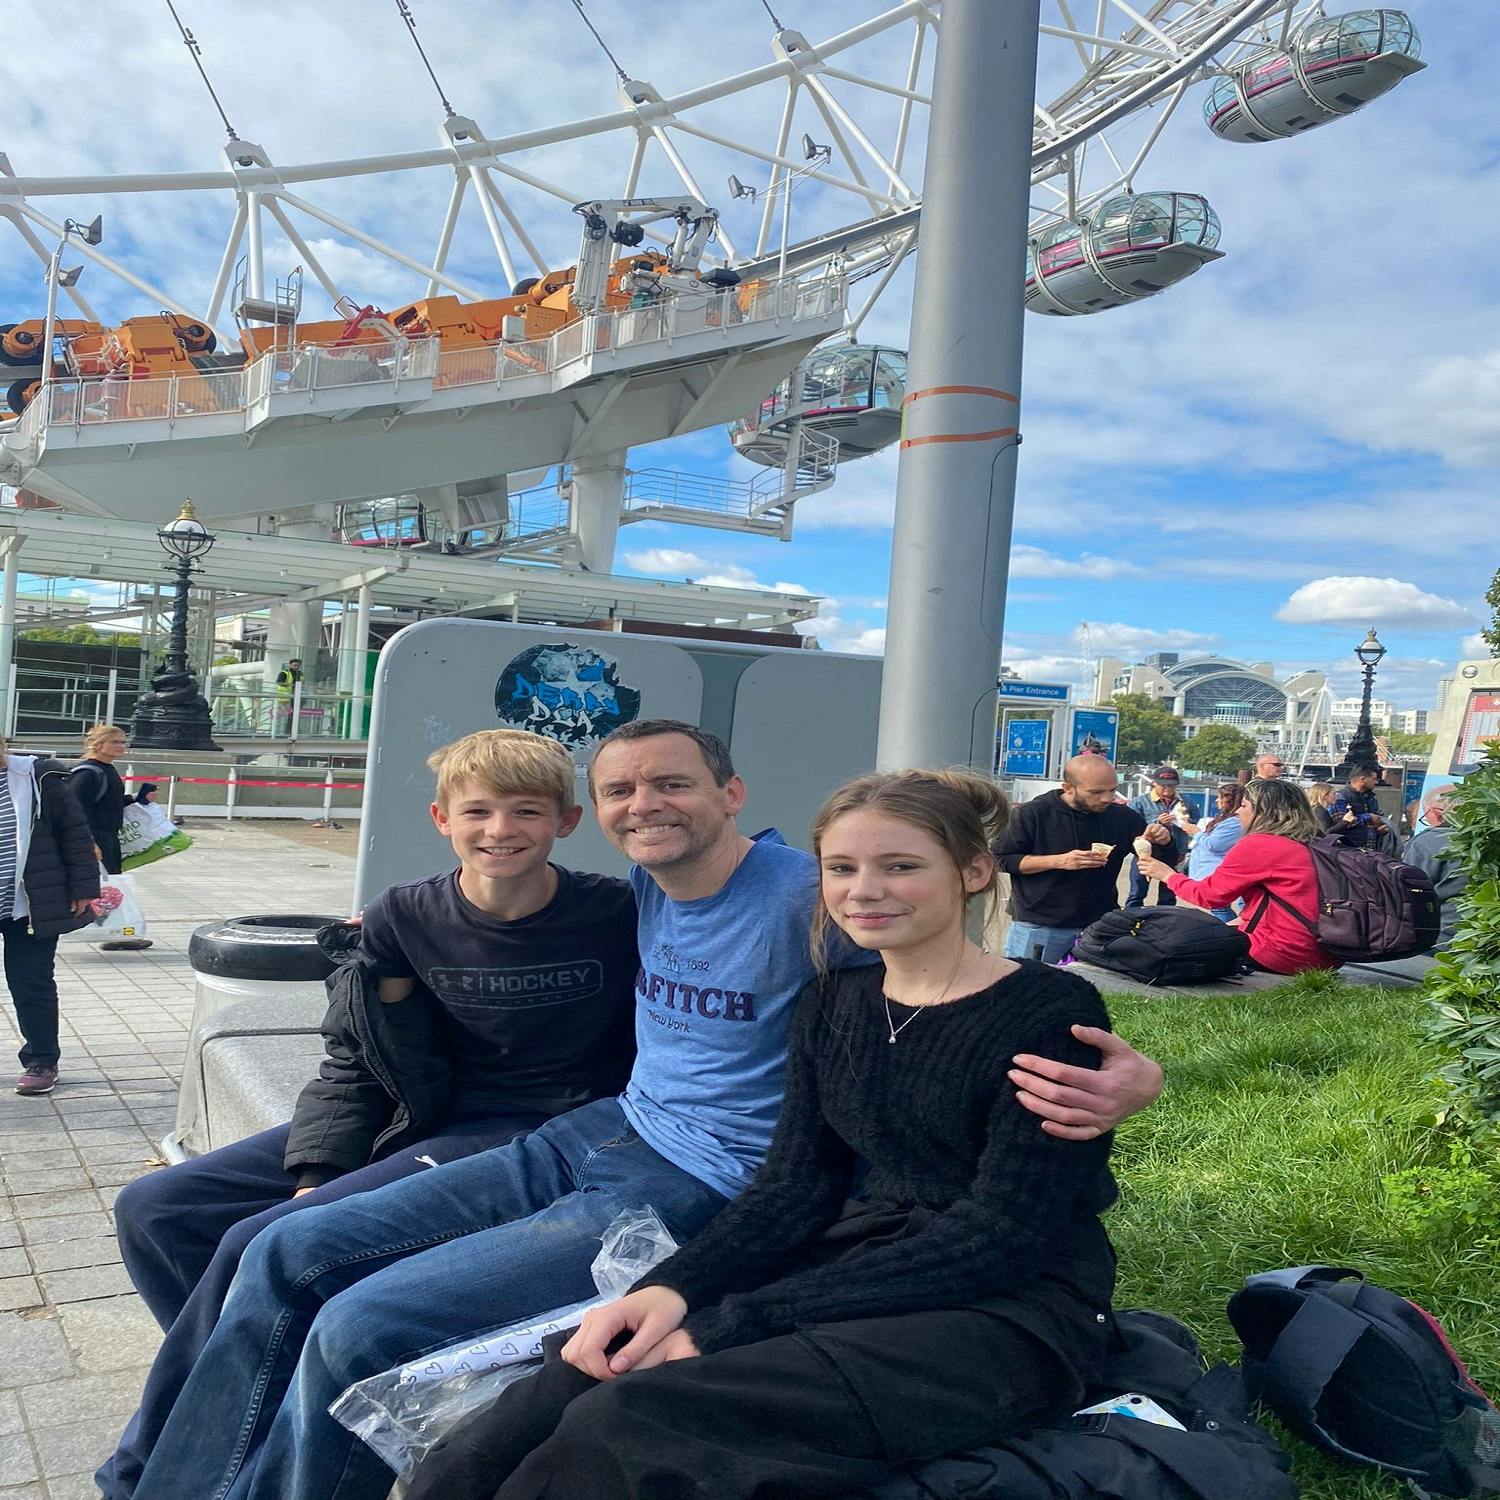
[1105, 972, 1499, 1500]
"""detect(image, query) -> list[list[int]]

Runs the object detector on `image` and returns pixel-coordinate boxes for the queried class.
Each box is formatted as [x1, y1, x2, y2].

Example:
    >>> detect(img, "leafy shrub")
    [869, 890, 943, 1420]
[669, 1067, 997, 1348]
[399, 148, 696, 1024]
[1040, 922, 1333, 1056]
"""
[1422, 739, 1500, 1140]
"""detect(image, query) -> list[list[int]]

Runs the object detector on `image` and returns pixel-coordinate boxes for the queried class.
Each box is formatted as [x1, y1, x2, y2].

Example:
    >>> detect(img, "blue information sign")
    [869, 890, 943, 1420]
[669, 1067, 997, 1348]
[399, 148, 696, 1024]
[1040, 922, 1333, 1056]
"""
[999, 680, 1071, 703]
[1001, 717, 1050, 777]
[1069, 708, 1119, 762]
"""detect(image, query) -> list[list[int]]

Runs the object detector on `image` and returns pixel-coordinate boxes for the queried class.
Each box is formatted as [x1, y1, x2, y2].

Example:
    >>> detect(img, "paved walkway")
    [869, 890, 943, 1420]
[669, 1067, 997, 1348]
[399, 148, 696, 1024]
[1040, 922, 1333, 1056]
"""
[0, 824, 356, 1500]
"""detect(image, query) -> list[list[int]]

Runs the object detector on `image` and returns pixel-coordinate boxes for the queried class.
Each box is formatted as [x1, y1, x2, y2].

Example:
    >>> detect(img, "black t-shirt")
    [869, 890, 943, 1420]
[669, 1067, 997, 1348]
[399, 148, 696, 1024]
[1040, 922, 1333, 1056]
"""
[360, 865, 638, 1114]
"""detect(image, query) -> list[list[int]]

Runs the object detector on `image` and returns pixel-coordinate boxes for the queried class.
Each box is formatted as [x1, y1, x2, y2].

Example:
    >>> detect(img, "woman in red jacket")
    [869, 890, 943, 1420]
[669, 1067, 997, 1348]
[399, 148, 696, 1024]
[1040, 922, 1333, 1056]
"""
[1136, 777, 1338, 975]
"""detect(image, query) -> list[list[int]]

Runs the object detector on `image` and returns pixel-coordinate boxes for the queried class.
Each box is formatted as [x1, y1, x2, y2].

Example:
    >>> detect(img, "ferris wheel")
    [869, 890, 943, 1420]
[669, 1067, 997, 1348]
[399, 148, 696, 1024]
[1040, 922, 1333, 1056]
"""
[0, 0, 1424, 543]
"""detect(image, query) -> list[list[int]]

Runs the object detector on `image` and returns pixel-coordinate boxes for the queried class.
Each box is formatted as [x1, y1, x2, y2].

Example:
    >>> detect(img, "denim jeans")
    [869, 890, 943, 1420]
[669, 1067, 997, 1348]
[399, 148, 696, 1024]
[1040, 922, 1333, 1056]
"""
[1002, 921, 1081, 965]
[130, 1098, 728, 1500]
[1124, 859, 1177, 910]
[101, 1109, 546, 1500]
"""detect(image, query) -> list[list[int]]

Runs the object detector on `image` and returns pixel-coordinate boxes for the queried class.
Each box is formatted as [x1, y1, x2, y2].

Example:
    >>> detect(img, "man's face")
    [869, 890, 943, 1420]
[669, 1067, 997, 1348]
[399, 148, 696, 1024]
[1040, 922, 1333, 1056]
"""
[1351, 771, 1378, 793]
[591, 733, 745, 872]
[1151, 781, 1179, 802]
[1061, 762, 1120, 814]
[1256, 756, 1286, 778]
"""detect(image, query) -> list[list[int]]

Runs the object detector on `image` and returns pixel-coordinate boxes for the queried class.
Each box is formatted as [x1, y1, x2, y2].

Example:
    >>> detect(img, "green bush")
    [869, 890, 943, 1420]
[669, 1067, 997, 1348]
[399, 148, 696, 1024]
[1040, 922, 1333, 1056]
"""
[1422, 739, 1500, 1140]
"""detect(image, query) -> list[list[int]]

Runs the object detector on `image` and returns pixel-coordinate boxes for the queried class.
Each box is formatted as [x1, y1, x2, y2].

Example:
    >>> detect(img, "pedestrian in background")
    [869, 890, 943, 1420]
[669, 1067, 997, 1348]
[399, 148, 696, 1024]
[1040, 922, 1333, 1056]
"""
[4, 739, 99, 1095]
[70, 724, 152, 951]
[1182, 783, 1245, 921]
[1125, 766, 1189, 908]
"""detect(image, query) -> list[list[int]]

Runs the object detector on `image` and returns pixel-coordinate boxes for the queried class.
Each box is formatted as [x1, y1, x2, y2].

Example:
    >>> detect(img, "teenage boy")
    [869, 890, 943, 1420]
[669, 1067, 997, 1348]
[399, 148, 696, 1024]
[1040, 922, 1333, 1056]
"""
[121, 721, 1163, 1500]
[100, 728, 638, 1500]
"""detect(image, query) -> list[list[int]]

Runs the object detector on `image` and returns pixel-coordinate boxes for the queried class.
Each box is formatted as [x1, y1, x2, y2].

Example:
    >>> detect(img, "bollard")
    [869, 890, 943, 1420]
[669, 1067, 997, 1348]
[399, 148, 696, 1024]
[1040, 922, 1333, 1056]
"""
[166, 774, 179, 820]
[226, 763, 239, 822]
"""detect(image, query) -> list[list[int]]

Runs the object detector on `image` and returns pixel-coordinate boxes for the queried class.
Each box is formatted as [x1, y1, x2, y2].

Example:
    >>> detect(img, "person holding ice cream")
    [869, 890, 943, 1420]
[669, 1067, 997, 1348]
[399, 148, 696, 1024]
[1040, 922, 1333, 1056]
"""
[992, 756, 1171, 964]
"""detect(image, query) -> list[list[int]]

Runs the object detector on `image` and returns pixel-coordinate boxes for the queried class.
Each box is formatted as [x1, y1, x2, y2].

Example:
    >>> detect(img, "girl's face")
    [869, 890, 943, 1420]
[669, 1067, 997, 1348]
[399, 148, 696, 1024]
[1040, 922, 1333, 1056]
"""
[818, 808, 991, 955]
[97, 734, 128, 762]
[1237, 797, 1256, 830]
[1217, 791, 1231, 812]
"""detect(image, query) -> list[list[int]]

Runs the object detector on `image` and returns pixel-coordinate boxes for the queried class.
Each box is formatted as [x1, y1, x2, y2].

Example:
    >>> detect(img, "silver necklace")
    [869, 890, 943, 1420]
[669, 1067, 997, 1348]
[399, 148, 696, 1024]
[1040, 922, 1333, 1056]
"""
[882, 994, 923, 1044]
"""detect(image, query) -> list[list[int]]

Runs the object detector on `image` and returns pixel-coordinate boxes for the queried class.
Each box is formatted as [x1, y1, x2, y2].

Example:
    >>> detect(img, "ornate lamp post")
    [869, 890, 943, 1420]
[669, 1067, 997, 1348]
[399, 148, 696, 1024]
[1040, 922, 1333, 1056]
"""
[1339, 626, 1387, 777]
[131, 499, 221, 751]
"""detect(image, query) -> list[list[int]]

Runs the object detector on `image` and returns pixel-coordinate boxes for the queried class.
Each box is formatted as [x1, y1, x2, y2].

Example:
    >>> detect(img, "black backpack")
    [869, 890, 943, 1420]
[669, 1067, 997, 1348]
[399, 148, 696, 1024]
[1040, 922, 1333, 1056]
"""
[1072, 908, 1251, 985]
[1243, 835, 1440, 963]
[1228, 1265, 1500, 1497]
[870, 1309, 1298, 1500]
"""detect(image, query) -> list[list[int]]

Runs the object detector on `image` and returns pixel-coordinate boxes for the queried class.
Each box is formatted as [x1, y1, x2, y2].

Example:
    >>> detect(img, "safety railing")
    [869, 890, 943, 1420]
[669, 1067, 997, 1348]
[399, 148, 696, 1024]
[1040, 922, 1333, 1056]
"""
[207, 685, 365, 741]
[27, 269, 845, 435]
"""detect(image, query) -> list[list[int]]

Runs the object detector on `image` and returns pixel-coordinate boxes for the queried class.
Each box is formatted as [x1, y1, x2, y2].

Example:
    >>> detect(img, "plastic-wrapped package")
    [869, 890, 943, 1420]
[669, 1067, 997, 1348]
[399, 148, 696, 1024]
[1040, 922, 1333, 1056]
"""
[328, 1206, 678, 1484]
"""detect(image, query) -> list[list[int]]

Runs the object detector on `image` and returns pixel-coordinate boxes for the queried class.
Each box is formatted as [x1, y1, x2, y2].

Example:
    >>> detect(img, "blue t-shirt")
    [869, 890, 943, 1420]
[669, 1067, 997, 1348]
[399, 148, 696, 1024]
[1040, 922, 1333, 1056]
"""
[1187, 816, 1244, 881]
[622, 831, 871, 1200]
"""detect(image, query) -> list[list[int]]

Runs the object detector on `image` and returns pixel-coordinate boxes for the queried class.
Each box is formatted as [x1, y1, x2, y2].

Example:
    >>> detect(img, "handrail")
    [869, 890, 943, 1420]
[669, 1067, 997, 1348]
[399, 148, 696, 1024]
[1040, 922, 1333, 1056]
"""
[25, 270, 845, 435]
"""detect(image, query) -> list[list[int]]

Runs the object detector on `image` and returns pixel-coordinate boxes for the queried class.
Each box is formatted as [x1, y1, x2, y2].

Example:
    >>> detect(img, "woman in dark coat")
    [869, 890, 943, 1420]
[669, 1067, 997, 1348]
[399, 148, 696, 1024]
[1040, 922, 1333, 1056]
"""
[5, 743, 100, 1094]
[69, 723, 130, 873]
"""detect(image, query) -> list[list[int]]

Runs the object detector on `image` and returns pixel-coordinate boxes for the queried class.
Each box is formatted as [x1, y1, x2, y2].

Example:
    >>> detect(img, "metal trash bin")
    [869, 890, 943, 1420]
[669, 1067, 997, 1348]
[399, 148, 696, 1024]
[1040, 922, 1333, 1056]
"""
[169, 915, 342, 1160]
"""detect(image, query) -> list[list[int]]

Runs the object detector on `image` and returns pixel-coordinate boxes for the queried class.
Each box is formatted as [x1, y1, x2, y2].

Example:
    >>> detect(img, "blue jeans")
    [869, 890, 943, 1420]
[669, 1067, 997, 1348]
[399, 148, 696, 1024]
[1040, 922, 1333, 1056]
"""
[1125, 859, 1177, 910]
[1002, 921, 1081, 964]
[101, 1110, 545, 1500]
[130, 1098, 728, 1500]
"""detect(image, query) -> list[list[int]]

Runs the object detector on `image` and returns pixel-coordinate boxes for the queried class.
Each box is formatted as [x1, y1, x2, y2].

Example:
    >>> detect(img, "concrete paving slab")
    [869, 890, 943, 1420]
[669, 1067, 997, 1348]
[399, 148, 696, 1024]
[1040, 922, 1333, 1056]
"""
[0, 823, 356, 1488]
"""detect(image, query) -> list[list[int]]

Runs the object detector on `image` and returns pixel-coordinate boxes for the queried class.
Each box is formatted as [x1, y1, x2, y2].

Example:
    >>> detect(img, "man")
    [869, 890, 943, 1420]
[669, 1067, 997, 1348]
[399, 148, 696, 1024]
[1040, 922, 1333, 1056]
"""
[1405, 785, 1465, 946]
[122, 724, 1164, 1500]
[1126, 765, 1190, 908]
[274, 657, 303, 734]
[993, 754, 1171, 962]
[1253, 752, 1287, 779]
[1330, 764, 1390, 850]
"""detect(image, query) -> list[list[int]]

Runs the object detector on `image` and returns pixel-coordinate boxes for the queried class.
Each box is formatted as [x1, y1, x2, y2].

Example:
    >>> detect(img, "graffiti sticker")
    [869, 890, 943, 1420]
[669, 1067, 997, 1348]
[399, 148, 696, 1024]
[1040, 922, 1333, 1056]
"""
[494, 642, 642, 747]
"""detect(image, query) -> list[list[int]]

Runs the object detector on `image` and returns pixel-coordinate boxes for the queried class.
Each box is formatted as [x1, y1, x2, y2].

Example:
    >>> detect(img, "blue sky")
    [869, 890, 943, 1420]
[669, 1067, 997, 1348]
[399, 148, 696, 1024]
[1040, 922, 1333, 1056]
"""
[3, 1, 1492, 709]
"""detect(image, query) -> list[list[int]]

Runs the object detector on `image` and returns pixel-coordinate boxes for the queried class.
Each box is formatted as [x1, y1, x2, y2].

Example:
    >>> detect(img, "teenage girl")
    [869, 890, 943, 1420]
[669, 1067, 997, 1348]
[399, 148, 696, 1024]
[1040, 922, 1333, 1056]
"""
[407, 768, 1118, 1500]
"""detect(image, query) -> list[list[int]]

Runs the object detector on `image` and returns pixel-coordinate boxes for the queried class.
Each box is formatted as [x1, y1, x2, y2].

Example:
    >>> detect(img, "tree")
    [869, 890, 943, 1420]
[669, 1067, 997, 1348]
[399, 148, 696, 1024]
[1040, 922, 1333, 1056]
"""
[1110, 693, 1184, 767]
[1179, 723, 1257, 777]
[1387, 731, 1436, 756]
[20, 623, 141, 648]
[1484, 565, 1500, 656]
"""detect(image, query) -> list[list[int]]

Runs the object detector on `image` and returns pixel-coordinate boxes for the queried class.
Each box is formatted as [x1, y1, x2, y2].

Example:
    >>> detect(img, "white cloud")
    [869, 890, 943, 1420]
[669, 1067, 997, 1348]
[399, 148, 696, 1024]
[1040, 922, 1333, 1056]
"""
[622, 548, 712, 577]
[1009, 546, 1140, 580]
[1275, 577, 1478, 632]
[1082, 622, 1217, 656]
[1461, 633, 1490, 660]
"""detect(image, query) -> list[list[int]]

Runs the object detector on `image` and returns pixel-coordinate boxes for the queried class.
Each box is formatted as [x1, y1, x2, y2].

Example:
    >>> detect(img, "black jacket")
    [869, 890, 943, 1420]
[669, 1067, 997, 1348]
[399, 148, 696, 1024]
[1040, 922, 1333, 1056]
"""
[282, 927, 455, 1189]
[69, 758, 127, 847]
[16, 756, 100, 937]
[992, 790, 1146, 929]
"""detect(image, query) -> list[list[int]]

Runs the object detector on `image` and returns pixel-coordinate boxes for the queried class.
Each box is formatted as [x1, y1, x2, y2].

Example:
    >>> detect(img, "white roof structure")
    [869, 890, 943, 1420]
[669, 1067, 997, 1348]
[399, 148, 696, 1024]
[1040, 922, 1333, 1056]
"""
[0, 505, 818, 631]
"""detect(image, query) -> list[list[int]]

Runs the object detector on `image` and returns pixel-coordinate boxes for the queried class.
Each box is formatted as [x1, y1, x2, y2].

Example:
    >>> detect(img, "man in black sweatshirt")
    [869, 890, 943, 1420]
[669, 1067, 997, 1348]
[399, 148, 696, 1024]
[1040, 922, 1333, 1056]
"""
[994, 755, 1170, 962]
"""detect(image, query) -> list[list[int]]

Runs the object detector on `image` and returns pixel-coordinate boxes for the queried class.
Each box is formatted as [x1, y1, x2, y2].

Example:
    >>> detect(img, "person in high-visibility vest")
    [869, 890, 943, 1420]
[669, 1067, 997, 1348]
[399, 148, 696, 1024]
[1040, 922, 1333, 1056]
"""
[274, 658, 303, 734]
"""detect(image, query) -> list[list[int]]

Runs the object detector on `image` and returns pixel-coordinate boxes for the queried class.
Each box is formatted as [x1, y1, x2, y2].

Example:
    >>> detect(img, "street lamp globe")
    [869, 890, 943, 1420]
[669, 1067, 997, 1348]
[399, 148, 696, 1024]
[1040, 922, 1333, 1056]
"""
[1354, 627, 1386, 668]
[158, 498, 215, 561]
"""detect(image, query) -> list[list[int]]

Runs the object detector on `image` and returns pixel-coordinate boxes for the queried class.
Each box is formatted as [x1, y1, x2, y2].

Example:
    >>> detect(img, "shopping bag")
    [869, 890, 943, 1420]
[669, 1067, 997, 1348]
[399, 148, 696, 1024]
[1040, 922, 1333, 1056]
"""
[120, 801, 193, 871]
[60, 865, 148, 944]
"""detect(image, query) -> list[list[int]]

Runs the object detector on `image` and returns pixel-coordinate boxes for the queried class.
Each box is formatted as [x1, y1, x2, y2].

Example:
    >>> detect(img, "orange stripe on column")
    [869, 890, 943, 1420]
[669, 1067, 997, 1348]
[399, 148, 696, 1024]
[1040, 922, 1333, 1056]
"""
[899, 426, 1019, 449]
[902, 384, 1020, 406]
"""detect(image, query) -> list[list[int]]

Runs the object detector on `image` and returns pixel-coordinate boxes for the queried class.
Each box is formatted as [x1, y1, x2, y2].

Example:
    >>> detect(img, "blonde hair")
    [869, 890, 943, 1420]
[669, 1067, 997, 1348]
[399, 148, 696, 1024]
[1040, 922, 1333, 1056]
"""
[808, 768, 1010, 973]
[1244, 777, 1320, 843]
[84, 723, 127, 753]
[1304, 781, 1336, 810]
[427, 729, 577, 812]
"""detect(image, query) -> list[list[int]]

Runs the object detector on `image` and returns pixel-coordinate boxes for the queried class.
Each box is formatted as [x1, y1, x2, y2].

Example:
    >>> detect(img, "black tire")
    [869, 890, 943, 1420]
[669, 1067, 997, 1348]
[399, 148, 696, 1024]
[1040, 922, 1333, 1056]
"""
[188, 914, 344, 982]
[177, 323, 217, 355]
[0, 324, 40, 367]
[6, 377, 38, 416]
[511, 277, 539, 296]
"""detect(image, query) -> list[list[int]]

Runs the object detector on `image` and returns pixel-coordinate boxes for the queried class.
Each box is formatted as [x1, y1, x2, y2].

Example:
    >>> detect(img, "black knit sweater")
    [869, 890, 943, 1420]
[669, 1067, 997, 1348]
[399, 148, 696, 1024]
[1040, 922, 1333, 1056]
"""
[635, 959, 1117, 1355]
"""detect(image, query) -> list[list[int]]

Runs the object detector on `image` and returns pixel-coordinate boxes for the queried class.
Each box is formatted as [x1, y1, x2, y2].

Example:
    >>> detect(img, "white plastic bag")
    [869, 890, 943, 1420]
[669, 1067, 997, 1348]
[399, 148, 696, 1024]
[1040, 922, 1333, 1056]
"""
[60, 865, 148, 944]
[120, 801, 193, 870]
[329, 1206, 679, 1482]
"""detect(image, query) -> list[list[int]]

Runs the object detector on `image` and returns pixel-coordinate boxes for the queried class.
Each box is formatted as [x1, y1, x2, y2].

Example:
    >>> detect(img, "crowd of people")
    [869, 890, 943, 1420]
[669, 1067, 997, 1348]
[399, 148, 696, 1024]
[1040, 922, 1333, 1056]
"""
[0, 715, 1462, 1497]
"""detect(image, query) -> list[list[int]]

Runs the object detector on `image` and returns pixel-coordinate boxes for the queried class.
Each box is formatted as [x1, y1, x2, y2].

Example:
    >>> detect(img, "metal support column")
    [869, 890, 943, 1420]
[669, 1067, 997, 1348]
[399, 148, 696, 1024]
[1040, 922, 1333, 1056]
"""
[875, 0, 1041, 771]
[349, 584, 371, 739]
[570, 451, 628, 574]
[0, 539, 20, 741]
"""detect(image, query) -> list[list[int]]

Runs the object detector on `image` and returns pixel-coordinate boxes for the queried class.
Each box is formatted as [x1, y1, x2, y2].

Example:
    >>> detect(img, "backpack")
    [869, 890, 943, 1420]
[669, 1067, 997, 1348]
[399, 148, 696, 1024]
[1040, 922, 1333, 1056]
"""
[870, 1309, 1299, 1500]
[1072, 908, 1251, 985]
[1243, 835, 1440, 963]
[1228, 1265, 1500, 1497]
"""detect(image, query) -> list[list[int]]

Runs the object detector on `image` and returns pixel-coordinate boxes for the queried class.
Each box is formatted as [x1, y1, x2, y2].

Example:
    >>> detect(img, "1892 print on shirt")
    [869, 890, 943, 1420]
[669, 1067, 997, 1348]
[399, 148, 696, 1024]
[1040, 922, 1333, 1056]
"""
[358, 866, 639, 1114]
